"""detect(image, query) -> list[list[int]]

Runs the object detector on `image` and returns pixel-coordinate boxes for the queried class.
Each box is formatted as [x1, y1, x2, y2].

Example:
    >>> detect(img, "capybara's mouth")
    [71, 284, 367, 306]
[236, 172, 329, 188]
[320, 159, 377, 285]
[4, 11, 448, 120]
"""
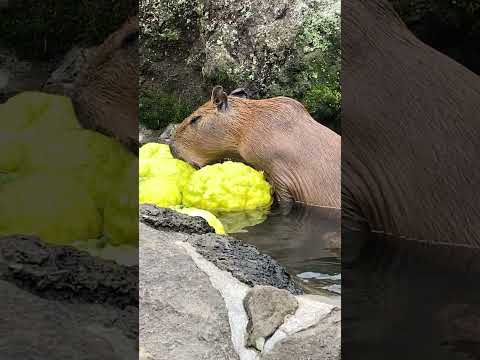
[169, 143, 201, 169]
[169, 142, 178, 158]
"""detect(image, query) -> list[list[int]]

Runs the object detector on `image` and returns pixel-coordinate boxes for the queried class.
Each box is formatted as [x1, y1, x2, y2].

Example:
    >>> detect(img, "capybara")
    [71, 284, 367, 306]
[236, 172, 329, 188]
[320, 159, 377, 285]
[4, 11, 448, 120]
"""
[342, 2, 480, 358]
[172, 86, 341, 208]
[72, 15, 139, 153]
[342, 0, 480, 251]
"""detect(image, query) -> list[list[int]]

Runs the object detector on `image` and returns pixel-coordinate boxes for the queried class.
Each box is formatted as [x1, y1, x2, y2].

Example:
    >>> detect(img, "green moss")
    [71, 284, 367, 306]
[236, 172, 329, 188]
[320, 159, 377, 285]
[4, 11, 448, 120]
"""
[266, 9, 341, 132]
[0, 0, 137, 60]
[140, 0, 200, 62]
[139, 0, 341, 133]
[139, 88, 196, 130]
[303, 83, 341, 133]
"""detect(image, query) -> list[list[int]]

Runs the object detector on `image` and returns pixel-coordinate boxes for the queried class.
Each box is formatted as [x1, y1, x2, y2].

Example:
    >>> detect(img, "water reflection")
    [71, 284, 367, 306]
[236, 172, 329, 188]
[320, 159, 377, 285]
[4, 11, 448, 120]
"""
[342, 230, 480, 360]
[224, 203, 341, 295]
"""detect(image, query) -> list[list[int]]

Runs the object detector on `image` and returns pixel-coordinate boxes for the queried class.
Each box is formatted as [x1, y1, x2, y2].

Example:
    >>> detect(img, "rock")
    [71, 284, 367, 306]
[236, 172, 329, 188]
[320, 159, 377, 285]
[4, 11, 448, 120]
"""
[139, 204, 215, 234]
[160, 123, 177, 143]
[262, 308, 340, 360]
[140, 0, 341, 126]
[0, 235, 138, 359]
[256, 337, 266, 352]
[199, 0, 340, 94]
[138, 123, 176, 146]
[43, 46, 95, 97]
[0, 280, 138, 360]
[139, 215, 339, 359]
[0, 46, 54, 102]
[139, 204, 303, 294]
[0, 235, 138, 310]
[262, 296, 341, 360]
[243, 286, 298, 349]
[139, 347, 155, 360]
[140, 222, 239, 359]
[186, 234, 303, 294]
[139, 125, 164, 145]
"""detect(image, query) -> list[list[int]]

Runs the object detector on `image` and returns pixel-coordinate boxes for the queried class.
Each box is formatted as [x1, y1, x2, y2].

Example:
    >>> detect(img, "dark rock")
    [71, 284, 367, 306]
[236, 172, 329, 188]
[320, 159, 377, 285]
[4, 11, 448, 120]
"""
[139, 204, 214, 234]
[185, 233, 303, 295]
[0, 235, 138, 310]
[0, 280, 138, 360]
[0, 235, 138, 359]
[0, 46, 54, 99]
[140, 0, 340, 126]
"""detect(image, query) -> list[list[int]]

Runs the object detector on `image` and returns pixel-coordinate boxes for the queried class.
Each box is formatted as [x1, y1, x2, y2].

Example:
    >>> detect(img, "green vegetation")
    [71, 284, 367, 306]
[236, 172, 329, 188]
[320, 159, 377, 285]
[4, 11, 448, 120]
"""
[139, 88, 196, 129]
[273, 12, 341, 133]
[0, 0, 136, 59]
[139, 0, 341, 133]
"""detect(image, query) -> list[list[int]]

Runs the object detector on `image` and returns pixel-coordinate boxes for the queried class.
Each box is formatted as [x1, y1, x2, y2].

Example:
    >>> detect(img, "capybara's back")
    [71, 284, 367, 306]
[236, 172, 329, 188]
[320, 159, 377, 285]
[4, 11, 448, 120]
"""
[72, 16, 139, 153]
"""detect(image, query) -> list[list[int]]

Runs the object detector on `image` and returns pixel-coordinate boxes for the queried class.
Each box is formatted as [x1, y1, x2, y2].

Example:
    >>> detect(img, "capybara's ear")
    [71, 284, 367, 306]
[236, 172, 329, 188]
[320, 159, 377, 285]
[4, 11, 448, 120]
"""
[211, 85, 229, 111]
[229, 88, 248, 99]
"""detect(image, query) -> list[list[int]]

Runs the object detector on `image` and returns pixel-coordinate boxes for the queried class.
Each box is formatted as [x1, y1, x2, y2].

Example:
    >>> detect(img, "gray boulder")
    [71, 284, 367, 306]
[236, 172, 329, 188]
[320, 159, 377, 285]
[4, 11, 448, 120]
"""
[140, 0, 340, 122]
[244, 286, 299, 350]
[43, 46, 95, 97]
[0, 46, 53, 102]
[262, 304, 341, 360]
[140, 222, 239, 360]
[139, 123, 176, 146]
[0, 235, 138, 359]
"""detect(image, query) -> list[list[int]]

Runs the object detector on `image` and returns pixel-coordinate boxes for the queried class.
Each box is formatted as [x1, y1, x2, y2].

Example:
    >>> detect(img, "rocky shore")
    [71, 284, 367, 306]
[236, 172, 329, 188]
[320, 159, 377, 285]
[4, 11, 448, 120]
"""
[0, 235, 138, 359]
[140, 204, 341, 360]
[0, 204, 340, 359]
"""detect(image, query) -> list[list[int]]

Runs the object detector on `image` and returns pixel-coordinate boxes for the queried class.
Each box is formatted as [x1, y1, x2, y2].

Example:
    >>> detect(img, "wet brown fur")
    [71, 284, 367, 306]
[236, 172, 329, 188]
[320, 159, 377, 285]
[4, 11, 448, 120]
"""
[342, 0, 480, 247]
[173, 88, 341, 208]
[72, 16, 139, 153]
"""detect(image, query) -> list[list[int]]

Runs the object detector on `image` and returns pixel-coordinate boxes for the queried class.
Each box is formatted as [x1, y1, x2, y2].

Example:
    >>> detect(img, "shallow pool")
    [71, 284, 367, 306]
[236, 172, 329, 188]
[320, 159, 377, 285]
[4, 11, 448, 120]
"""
[222, 204, 341, 295]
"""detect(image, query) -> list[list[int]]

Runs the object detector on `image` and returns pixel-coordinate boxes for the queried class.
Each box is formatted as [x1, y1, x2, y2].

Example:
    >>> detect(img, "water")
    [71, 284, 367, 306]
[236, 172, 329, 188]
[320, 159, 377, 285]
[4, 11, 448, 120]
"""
[222, 204, 341, 295]
[342, 230, 480, 359]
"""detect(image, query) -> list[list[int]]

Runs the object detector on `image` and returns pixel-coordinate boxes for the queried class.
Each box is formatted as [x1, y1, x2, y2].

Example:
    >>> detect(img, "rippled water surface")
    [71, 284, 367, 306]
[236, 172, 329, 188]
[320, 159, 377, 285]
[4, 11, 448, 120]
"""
[222, 204, 341, 295]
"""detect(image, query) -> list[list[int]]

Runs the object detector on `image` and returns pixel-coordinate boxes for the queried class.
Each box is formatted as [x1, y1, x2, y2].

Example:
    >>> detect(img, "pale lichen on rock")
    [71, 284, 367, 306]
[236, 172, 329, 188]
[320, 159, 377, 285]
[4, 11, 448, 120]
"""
[139, 0, 340, 131]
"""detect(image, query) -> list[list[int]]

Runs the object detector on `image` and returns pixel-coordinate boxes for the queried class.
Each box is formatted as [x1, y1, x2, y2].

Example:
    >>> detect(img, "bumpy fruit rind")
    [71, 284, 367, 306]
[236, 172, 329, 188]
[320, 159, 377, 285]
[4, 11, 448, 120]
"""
[183, 161, 272, 212]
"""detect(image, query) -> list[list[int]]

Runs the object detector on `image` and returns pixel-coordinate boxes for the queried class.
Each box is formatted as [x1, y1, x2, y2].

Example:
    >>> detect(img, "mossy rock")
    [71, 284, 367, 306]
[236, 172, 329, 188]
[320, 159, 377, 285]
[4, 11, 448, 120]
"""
[139, 0, 341, 133]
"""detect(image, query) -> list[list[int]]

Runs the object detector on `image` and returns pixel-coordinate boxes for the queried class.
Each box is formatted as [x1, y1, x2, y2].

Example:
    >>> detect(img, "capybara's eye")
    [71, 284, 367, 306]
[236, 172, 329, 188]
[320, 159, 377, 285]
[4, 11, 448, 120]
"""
[189, 115, 201, 125]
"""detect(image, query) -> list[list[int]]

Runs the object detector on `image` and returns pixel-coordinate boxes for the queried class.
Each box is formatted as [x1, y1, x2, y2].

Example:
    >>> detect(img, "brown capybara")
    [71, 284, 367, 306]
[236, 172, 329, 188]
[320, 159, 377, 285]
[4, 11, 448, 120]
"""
[72, 16, 139, 153]
[172, 86, 341, 208]
[342, 0, 480, 252]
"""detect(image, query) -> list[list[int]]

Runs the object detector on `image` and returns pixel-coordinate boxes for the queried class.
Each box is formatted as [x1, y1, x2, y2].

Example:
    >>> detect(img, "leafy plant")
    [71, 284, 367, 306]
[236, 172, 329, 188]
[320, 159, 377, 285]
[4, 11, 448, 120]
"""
[139, 88, 195, 129]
